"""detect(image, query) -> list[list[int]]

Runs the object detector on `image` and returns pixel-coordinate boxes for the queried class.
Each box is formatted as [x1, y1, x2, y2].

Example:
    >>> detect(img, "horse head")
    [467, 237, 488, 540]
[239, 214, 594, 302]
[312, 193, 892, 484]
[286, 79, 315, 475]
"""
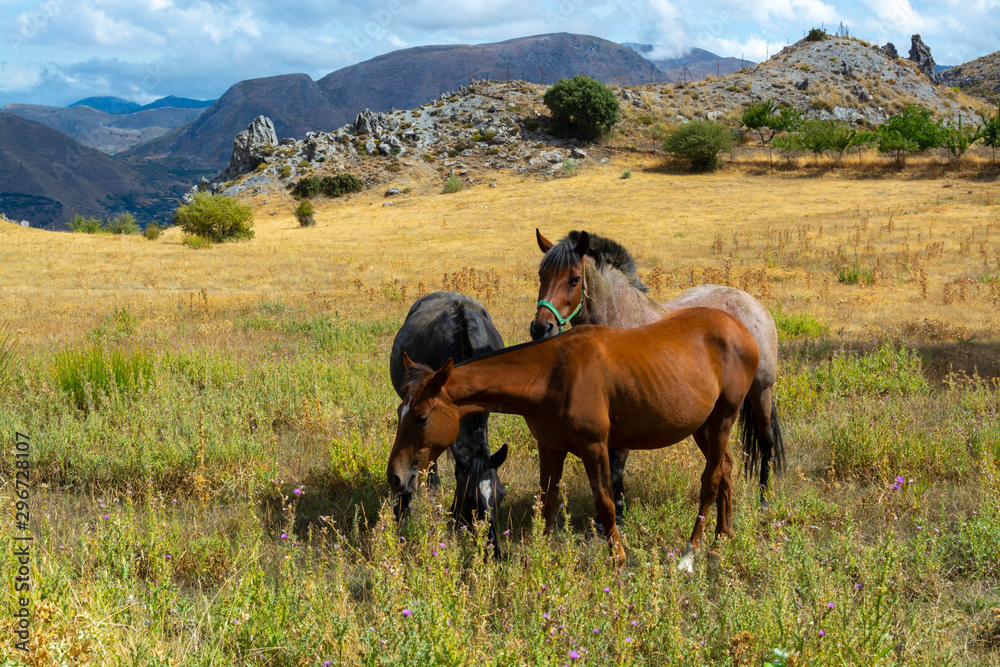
[387, 353, 460, 495]
[531, 228, 590, 340]
[451, 442, 509, 557]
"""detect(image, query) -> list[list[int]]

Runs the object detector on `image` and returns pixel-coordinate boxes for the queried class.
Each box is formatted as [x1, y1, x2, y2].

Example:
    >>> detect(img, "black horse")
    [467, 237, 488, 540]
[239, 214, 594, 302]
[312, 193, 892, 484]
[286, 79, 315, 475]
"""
[389, 291, 508, 557]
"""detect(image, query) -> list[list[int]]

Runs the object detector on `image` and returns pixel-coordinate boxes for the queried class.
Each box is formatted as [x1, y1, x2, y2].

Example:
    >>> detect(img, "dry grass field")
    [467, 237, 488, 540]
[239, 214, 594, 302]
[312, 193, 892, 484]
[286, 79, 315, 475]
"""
[1, 155, 999, 666]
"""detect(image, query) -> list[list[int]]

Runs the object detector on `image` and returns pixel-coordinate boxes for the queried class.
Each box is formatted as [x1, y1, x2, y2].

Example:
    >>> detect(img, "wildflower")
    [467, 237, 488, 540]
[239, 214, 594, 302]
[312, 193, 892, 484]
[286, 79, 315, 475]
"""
[625, 637, 633, 643]
[827, 602, 834, 609]
[280, 533, 288, 540]
[569, 650, 579, 660]
[432, 550, 437, 557]
[819, 630, 825, 637]
[323, 662, 331, 666]
[402, 608, 412, 617]
[103, 514, 109, 520]
[165, 554, 171, 560]
[593, 628, 600, 634]
[293, 487, 302, 496]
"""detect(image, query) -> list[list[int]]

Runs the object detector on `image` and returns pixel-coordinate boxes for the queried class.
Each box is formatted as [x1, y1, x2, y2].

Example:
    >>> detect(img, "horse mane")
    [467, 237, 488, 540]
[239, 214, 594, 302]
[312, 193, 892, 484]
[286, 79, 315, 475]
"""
[539, 230, 649, 293]
[453, 300, 475, 362]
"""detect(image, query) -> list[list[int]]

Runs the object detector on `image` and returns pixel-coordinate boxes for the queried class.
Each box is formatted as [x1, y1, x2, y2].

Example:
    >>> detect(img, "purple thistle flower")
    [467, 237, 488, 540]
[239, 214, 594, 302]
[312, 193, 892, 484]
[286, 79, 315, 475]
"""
[603, 587, 611, 593]
[827, 602, 835, 609]
[293, 487, 302, 496]
[103, 514, 109, 520]
[569, 650, 579, 660]
[819, 630, 825, 637]
[625, 637, 633, 643]
[280, 533, 288, 540]
[402, 608, 412, 617]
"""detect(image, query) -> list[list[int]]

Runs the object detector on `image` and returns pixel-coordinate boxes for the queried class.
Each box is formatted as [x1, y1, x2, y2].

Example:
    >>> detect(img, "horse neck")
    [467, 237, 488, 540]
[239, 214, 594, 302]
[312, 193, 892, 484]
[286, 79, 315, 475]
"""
[581, 260, 666, 329]
[447, 349, 551, 420]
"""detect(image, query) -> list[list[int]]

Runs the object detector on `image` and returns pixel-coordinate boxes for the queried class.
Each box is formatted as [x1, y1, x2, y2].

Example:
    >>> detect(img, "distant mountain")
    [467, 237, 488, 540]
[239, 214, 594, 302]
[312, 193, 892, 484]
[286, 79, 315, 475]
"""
[942, 50, 1000, 104]
[124, 33, 672, 170]
[0, 114, 197, 229]
[71, 96, 143, 114]
[623, 43, 753, 81]
[70, 95, 214, 114]
[1, 103, 207, 153]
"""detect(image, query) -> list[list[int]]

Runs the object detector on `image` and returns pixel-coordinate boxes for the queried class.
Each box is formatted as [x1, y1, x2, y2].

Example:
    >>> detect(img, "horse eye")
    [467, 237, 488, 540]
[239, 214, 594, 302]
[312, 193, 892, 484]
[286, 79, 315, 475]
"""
[417, 414, 428, 424]
[569, 276, 581, 287]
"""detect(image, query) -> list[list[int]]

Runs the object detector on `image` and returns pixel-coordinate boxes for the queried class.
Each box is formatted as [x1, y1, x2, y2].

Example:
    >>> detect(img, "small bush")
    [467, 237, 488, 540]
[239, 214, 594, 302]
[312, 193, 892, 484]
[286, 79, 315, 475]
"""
[279, 165, 292, 179]
[144, 223, 161, 240]
[295, 201, 315, 227]
[53, 345, 153, 411]
[182, 235, 212, 249]
[298, 159, 310, 168]
[806, 28, 827, 41]
[292, 177, 322, 198]
[560, 158, 578, 177]
[661, 120, 735, 171]
[620, 170, 633, 179]
[105, 211, 139, 235]
[173, 194, 253, 242]
[442, 176, 463, 194]
[543, 75, 621, 140]
[68, 215, 103, 233]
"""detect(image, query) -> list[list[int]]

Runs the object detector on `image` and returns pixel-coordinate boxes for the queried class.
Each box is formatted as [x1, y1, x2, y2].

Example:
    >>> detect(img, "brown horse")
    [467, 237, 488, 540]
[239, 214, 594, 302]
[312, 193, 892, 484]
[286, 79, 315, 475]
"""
[387, 308, 760, 569]
[530, 230, 785, 516]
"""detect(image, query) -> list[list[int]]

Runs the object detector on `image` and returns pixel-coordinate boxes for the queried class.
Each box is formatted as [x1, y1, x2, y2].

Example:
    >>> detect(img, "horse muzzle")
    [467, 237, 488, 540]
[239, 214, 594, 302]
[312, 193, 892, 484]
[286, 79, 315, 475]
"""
[529, 318, 557, 341]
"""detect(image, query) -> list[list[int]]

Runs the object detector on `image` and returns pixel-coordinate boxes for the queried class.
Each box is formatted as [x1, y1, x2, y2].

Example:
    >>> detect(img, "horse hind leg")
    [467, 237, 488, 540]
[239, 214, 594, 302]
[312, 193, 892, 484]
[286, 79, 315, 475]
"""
[741, 384, 782, 507]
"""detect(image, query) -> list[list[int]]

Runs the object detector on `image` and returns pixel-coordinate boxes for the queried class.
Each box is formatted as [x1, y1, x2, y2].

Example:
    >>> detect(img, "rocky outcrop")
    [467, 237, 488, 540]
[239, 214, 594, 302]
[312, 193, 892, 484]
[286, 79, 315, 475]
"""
[353, 109, 405, 156]
[881, 43, 899, 60]
[221, 116, 277, 180]
[908, 35, 941, 84]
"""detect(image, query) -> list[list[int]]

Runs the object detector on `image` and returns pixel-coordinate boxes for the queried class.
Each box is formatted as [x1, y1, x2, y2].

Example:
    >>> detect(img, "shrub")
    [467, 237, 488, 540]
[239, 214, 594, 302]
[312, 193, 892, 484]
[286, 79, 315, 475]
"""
[279, 165, 292, 179]
[182, 235, 212, 249]
[661, 120, 735, 171]
[105, 211, 139, 235]
[173, 193, 254, 242]
[68, 215, 103, 233]
[291, 174, 364, 199]
[543, 75, 621, 140]
[620, 170, 633, 179]
[806, 28, 827, 41]
[560, 158, 578, 177]
[442, 176, 463, 194]
[144, 223, 161, 240]
[295, 200, 315, 227]
[292, 177, 322, 199]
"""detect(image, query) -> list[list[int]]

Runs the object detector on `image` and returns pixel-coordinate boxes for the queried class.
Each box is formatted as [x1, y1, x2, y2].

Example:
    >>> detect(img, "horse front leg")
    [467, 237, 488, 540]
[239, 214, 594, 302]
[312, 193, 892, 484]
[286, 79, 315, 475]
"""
[678, 424, 730, 574]
[609, 446, 630, 527]
[581, 442, 625, 566]
[538, 445, 567, 534]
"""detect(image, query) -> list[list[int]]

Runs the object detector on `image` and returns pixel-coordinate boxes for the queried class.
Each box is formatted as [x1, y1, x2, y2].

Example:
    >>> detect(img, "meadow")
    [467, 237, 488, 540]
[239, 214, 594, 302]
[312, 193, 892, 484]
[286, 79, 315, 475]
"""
[1, 154, 999, 666]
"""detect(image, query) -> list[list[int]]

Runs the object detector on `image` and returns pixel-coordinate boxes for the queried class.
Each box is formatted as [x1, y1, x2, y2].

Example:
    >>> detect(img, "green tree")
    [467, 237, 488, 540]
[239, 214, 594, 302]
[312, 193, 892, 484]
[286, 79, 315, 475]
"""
[173, 193, 254, 242]
[874, 104, 942, 165]
[105, 211, 139, 235]
[982, 105, 1000, 165]
[662, 120, 735, 171]
[741, 100, 802, 165]
[941, 113, 983, 161]
[68, 215, 103, 233]
[543, 75, 621, 141]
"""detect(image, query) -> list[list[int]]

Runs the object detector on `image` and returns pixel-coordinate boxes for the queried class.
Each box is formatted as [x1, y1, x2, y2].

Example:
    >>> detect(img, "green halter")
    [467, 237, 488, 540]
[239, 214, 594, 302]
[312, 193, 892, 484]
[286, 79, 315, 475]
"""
[537, 259, 591, 332]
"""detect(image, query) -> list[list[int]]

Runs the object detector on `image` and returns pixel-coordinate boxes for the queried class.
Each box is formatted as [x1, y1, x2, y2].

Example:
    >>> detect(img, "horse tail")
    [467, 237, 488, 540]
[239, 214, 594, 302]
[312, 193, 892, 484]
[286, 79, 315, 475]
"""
[738, 397, 762, 480]
[739, 397, 787, 486]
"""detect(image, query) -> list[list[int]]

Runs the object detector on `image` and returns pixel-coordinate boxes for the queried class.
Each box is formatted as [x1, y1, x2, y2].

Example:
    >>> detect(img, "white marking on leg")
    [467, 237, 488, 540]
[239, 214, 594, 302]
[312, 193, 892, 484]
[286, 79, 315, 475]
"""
[676, 542, 695, 574]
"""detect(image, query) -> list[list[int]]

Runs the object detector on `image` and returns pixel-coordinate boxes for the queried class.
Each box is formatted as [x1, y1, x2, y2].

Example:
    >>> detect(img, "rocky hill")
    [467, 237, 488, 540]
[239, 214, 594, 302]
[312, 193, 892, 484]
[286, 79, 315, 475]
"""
[0, 114, 196, 229]
[621, 34, 985, 126]
[124, 33, 671, 171]
[0, 102, 207, 153]
[943, 50, 1000, 105]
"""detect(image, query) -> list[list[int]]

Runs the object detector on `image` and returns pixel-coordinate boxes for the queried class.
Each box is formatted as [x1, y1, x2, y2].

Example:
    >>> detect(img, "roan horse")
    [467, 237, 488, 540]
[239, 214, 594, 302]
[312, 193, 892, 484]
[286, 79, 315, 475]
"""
[387, 307, 760, 569]
[388, 291, 508, 558]
[531, 230, 785, 517]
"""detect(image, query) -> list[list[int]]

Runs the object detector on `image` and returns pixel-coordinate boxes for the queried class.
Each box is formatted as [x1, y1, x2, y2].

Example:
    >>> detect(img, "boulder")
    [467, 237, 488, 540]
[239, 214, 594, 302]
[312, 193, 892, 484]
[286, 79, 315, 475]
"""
[881, 43, 899, 59]
[570, 147, 587, 160]
[908, 35, 941, 84]
[354, 108, 399, 139]
[222, 116, 277, 180]
[385, 187, 402, 197]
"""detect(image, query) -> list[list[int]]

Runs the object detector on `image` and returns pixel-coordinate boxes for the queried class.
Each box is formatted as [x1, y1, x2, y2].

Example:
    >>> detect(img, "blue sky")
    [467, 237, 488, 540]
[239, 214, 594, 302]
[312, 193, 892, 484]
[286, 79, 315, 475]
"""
[1, 0, 997, 107]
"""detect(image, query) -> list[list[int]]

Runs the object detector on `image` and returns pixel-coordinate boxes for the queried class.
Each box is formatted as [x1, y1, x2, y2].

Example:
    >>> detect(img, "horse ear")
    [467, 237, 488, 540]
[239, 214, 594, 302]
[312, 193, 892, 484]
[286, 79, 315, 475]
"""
[536, 228, 553, 253]
[574, 231, 590, 257]
[426, 358, 454, 393]
[402, 351, 414, 370]
[490, 443, 509, 469]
